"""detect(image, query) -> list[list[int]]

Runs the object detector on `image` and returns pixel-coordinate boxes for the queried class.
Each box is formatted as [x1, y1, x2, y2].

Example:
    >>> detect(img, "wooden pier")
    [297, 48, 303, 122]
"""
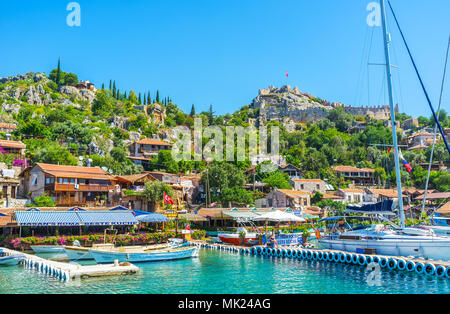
[1, 247, 140, 281]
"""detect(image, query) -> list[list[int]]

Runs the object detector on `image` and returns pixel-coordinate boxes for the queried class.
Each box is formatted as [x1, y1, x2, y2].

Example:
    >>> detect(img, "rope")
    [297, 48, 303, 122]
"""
[420, 36, 450, 220]
[387, 0, 450, 155]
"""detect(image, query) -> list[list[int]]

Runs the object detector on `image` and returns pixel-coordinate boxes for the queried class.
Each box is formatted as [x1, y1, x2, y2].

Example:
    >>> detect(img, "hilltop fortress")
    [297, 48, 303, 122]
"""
[250, 85, 397, 123]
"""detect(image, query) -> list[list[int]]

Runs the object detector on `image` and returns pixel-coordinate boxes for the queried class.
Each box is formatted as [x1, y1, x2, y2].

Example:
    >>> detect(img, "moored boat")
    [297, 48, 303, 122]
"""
[89, 245, 199, 264]
[31, 245, 65, 254]
[0, 252, 25, 266]
[218, 227, 257, 245]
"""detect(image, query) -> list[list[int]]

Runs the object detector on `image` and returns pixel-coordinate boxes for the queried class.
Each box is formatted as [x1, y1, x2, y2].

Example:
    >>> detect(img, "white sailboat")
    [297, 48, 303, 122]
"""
[318, 0, 450, 261]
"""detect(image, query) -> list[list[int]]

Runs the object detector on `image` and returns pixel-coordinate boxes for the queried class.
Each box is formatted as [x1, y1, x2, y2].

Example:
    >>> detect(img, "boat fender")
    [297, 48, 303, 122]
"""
[301, 250, 308, 259]
[351, 254, 358, 264]
[239, 248, 245, 255]
[245, 249, 250, 255]
[445, 267, 450, 279]
[306, 250, 313, 260]
[414, 262, 425, 274]
[424, 263, 436, 276]
[372, 256, 380, 264]
[276, 248, 282, 257]
[365, 255, 373, 265]
[317, 251, 324, 260]
[290, 250, 296, 258]
[397, 259, 406, 271]
[405, 260, 415, 272]
[256, 247, 262, 255]
[435, 265, 446, 278]
[345, 253, 352, 263]
[250, 247, 256, 255]
[379, 257, 388, 268]
[339, 253, 346, 263]
[286, 249, 292, 258]
[357, 255, 366, 266]
[312, 251, 318, 260]
[387, 258, 397, 270]
[333, 252, 340, 263]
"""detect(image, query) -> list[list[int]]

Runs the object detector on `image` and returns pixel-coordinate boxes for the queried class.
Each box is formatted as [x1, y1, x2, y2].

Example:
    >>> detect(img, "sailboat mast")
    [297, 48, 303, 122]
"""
[380, 0, 405, 228]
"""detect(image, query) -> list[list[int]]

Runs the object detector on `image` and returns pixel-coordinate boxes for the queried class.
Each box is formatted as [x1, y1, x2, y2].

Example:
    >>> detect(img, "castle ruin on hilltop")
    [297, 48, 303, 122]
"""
[251, 85, 397, 123]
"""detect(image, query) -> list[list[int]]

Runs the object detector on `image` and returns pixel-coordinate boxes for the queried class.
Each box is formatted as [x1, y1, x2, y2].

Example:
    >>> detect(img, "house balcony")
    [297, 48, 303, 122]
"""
[45, 183, 114, 192]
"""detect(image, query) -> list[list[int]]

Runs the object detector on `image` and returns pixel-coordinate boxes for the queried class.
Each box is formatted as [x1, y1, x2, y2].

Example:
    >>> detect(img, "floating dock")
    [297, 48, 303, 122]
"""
[192, 242, 450, 279]
[0, 247, 139, 281]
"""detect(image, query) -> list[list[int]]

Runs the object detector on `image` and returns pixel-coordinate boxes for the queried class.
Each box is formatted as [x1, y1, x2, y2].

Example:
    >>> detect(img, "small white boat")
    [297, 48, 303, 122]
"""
[218, 227, 257, 245]
[0, 253, 25, 266]
[64, 243, 115, 261]
[31, 245, 65, 254]
[90, 245, 199, 264]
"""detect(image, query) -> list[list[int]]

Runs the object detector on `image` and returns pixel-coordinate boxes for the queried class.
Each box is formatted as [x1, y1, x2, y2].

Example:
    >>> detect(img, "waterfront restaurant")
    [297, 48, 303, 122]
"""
[19, 163, 116, 207]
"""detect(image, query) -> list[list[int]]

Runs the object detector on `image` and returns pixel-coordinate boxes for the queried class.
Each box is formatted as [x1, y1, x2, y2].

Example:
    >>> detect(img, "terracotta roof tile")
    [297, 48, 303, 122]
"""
[0, 139, 25, 149]
[136, 139, 172, 146]
[36, 163, 113, 180]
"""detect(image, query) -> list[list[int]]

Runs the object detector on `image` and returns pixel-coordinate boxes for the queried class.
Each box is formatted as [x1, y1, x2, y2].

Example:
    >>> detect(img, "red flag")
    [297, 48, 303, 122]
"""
[185, 223, 191, 231]
[163, 192, 174, 205]
[286, 71, 289, 78]
[387, 147, 392, 153]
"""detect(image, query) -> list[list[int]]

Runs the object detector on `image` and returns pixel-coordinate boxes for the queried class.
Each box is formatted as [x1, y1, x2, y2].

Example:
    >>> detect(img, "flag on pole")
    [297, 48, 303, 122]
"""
[286, 71, 289, 78]
[163, 192, 174, 205]
[398, 150, 413, 174]
[185, 223, 191, 232]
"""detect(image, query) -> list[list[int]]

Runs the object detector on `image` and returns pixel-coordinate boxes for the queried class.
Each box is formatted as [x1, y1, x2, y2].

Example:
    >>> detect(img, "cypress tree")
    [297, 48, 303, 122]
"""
[156, 90, 160, 103]
[56, 58, 61, 86]
[101, 83, 104, 90]
[112, 81, 116, 98]
[109, 80, 112, 91]
[116, 89, 120, 100]
[147, 91, 151, 104]
[138, 93, 142, 104]
[208, 104, 214, 124]
[190, 104, 196, 116]
[143, 94, 146, 105]
[124, 91, 127, 100]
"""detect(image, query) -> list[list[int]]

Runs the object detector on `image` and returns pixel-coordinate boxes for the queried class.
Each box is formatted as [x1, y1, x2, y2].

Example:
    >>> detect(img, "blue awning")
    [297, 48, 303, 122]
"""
[15, 210, 138, 226]
[15, 211, 81, 226]
[137, 213, 170, 223]
[109, 205, 129, 211]
[0, 213, 7, 217]
[26, 208, 40, 212]
[77, 211, 138, 226]
[132, 210, 151, 217]
[67, 207, 86, 211]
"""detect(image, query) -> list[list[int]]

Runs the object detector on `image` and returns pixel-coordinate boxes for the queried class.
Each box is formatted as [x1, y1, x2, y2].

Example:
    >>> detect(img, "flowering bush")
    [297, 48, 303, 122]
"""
[0, 231, 179, 250]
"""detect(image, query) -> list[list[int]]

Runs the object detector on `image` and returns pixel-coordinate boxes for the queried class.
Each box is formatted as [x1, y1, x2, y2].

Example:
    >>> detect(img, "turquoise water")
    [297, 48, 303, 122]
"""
[0, 249, 449, 294]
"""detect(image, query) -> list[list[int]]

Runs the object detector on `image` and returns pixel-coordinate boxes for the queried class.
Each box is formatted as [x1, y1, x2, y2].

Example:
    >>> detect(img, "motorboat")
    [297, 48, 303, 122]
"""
[0, 252, 25, 266]
[64, 238, 188, 261]
[89, 245, 199, 264]
[218, 227, 257, 245]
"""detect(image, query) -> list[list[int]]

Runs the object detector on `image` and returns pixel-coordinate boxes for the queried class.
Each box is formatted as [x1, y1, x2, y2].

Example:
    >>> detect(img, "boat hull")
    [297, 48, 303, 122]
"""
[64, 246, 93, 261]
[0, 255, 24, 266]
[31, 246, 65, 254]
[90, 247, 199, 264]
[318, 237, 450, 261]
[218, 234, 257, 245]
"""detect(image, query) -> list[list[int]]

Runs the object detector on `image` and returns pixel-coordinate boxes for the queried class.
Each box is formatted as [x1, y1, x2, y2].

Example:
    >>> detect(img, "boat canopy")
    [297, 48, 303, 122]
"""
[14, 210, 138, 227]
[252, 210, 305, 222]
[222, 210, 260, 221]
[136, 213, 170, 223]
[345, 200, 395, 216]
[318, 216, 373, 223]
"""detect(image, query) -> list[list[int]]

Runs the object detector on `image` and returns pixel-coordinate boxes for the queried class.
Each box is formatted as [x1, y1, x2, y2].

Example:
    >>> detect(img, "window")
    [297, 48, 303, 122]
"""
[31, 174, 38, 186]
[316, 184, 320, 190]
[300, 184, 304, 190]
[80, 179, 86, 184]
[63, 178, 69, 184]
[45, 177, 55, 184]
[70, 178, 75, 184]
[58, 178, 63, 184]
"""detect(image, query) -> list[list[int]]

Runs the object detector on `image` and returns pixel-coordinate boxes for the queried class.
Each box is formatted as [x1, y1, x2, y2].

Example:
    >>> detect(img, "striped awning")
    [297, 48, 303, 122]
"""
[77, 211, 138, 226]
[15, 211, 81, 226]
[137, 213, 170, 223]
[15, 210, 138, 226]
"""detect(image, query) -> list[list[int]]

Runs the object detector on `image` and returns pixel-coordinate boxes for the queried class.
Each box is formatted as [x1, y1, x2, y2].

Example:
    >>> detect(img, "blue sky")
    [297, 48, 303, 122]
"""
[0, 0, 449, 117]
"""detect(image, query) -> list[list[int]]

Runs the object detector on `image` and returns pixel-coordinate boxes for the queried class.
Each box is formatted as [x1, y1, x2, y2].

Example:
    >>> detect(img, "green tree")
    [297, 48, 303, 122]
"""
[28, 193, 56, 207]
[262, 171, 291, 190]
[143, 180, 174, 210]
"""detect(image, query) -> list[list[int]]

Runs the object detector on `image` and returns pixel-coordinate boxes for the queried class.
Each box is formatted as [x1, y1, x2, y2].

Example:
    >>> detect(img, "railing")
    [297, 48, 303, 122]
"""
[46, 183, 113, 192]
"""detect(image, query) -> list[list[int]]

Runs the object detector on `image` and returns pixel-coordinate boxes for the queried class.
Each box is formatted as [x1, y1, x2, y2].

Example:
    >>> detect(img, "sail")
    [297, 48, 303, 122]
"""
[346, 200, 395, 215]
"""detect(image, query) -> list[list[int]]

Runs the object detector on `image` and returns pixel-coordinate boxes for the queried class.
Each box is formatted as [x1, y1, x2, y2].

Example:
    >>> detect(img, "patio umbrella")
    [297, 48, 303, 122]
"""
[252, 210, 305, 223]
[137, 213, 170, 223]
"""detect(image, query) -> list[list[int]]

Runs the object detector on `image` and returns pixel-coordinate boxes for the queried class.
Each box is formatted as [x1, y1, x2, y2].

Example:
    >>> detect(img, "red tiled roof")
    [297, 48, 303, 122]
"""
[333, 166, 375, 173]
[36, 163, 113, 180]
[0, 139, 25, 149]
[0, 123, 17, 130]
[291, 179, 325, 183]
[136, 139, 172, 146]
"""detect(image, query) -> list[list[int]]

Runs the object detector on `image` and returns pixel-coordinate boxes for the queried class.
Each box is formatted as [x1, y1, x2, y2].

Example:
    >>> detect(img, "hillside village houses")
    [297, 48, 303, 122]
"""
[333, 165, 375, 186]
[128, 138, 172, 166]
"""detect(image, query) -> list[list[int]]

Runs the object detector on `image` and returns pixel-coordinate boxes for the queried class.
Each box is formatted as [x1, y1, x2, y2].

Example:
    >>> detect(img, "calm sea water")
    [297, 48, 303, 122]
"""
[0, 249, 449, 294]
